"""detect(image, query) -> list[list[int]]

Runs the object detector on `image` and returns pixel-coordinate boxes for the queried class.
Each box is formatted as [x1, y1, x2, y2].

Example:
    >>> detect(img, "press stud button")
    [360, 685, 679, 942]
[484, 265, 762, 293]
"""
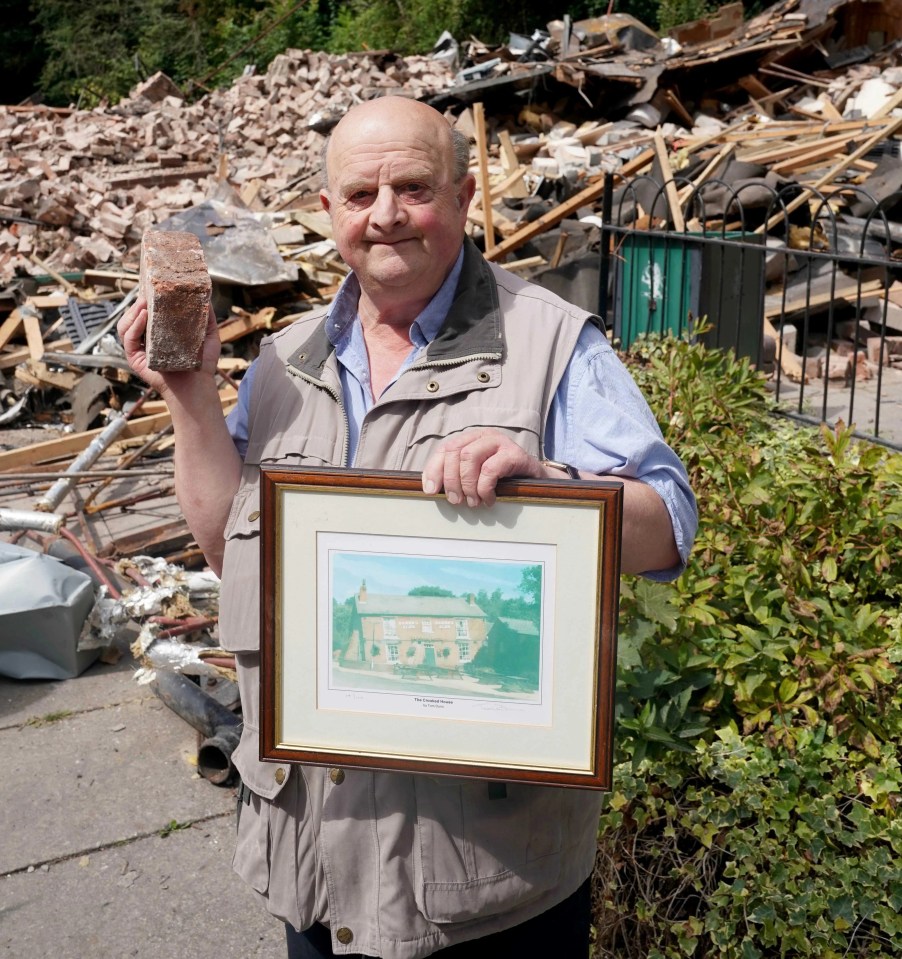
[336, 927, 354, 945]
[248, 510, 261, 522]
[330, 768, 345, 785]
[477, 371, 490, 383]
[274, 768, 286, 784]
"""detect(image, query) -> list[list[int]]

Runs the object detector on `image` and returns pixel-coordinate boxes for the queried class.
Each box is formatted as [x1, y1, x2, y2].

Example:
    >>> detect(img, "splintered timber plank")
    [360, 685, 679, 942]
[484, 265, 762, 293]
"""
[216, 307, 277, 343]
[0, 309, 23, 351]
[0, 385, 239, 471]
[484, 148, 653, 264]
[473, 102, 496, 253]
[652, 130, 685, 232]
[756, 113, 902, 234]
[0, 412, 175, 471]
[97, 518, 194, 559]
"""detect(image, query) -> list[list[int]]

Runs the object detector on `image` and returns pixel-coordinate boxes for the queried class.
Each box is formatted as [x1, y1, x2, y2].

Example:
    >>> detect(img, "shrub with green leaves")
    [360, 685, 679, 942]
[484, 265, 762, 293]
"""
[594, 330, 902, 958]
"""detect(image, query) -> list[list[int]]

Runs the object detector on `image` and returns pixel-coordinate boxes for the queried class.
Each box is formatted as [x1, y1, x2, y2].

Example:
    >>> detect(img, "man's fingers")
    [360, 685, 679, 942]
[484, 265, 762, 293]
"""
[441, 446, 465, 506]
[117, 296, 148, 351]
[420, 430, 542, 509]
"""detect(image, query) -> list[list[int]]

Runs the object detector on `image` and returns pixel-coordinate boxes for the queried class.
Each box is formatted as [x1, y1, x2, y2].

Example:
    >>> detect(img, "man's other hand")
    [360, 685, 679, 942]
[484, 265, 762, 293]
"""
[421, 428, 549, 508]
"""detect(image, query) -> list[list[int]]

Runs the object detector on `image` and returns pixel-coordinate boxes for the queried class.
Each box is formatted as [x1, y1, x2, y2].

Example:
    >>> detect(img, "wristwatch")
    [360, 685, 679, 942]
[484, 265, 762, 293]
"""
[542, 459, 581, 479]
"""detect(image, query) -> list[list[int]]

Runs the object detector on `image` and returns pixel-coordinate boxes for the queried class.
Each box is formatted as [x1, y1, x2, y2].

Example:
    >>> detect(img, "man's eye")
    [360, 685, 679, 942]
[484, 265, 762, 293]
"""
[401, 183, 426, 195]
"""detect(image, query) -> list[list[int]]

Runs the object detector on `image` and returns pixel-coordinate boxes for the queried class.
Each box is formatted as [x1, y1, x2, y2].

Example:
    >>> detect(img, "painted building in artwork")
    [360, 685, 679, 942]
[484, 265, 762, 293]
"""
[343, 581, 489, 671]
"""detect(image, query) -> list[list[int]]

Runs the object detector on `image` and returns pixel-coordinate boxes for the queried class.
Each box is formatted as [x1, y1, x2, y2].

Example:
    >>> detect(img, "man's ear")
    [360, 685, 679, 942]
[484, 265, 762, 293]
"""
[457, 174, 476, 214]
[320, 190, 331, 214]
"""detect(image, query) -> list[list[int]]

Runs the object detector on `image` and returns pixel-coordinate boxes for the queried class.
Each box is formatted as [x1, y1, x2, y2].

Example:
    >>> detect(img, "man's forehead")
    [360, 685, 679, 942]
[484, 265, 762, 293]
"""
[330, 149, 448, 187]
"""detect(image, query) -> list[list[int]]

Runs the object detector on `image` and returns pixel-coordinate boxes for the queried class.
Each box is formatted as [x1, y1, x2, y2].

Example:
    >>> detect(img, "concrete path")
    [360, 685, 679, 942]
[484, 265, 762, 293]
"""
[0, 647, 285, 959]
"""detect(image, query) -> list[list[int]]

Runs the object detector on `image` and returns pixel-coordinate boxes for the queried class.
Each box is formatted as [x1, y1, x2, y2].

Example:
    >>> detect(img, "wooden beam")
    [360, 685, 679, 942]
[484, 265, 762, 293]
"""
[756, 114, 902, 234]
[217, 307, 277, 344]
[497, 130, 529, 199]
[872, 85, 902, 120]
[678, 142, 735, 206]
[0, 412, 174, 471]
[0, 309, 23, 351]
[652, 130, 685, 232]
[765, 279, 884, 318]
[22, 312, 44, 362]
[484, 149, 654, 264]
[473, 102, 496, 253]
[489, 167, 527, 200]
[14, 361, 79, 391]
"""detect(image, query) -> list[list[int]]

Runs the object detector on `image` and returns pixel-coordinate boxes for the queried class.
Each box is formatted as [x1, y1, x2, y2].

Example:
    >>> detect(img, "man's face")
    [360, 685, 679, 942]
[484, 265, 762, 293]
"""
[321, 103, 474, 311]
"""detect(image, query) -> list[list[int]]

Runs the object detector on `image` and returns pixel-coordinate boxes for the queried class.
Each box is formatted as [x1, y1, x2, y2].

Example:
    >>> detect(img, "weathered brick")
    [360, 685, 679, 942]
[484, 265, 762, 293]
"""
[139, 230, 211, 371]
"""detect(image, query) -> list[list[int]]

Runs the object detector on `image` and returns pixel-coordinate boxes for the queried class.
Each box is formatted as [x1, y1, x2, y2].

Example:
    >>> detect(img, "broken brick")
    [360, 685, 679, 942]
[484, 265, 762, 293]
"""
[139, 229, 211, 372]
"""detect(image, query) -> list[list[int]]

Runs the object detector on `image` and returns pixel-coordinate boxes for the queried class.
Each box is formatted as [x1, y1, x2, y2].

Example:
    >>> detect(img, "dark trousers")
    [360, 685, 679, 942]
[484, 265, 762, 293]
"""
[285, 877, 592, 958]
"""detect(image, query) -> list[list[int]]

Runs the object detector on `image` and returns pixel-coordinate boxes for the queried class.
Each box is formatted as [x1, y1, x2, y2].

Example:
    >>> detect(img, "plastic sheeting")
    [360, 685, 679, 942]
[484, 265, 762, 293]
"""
[0, 543, 99, 680]
[154, 182, 298, 287]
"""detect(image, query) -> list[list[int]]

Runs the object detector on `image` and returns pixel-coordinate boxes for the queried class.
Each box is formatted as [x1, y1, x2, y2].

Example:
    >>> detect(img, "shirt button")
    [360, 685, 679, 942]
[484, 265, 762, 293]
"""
[336, 927, 354, 945]
[330, 768, 345, 785]
[274, 768, 286, 784]
[248, 510, 261, 522]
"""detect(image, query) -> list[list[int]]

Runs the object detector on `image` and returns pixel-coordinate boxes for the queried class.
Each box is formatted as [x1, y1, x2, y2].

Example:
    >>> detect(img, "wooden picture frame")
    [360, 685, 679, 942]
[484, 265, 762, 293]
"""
[260, 466, 622, 790]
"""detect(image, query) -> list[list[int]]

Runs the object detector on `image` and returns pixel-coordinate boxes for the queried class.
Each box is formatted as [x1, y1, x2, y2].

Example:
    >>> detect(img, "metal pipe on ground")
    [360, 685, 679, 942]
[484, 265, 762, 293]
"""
[150, 668, 241, 786]
[0, 507, 65, 534]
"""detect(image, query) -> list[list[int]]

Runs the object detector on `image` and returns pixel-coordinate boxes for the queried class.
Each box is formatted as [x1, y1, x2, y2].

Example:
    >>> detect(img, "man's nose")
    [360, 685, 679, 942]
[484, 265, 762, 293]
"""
[370, 185, 406, 227]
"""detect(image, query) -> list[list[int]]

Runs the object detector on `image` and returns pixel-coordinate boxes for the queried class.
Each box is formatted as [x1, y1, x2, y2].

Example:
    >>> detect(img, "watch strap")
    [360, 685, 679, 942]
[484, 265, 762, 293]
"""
[542, 459, 580, 480]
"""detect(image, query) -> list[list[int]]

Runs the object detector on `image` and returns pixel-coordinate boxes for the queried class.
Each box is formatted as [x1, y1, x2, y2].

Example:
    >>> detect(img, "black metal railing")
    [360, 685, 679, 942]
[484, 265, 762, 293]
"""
[599, 173, 902, 450]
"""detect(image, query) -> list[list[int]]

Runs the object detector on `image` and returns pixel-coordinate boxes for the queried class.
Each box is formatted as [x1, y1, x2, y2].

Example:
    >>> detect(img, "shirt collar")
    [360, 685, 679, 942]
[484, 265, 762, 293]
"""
[324, 246, 466, 351]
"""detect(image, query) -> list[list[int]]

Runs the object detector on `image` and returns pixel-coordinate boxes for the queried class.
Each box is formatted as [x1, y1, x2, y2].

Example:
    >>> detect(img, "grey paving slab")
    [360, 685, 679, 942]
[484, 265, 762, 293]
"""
[0, 814, 285, 959]
[0, 657, 152, 730]
[0, 690, 234, 874]
[0, 645, 287, 959]
[771, 363, 902, 445]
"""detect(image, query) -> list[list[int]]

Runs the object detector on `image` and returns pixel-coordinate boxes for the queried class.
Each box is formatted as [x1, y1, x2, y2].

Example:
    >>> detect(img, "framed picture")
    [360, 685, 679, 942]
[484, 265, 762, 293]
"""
[260, 467, 622, 790]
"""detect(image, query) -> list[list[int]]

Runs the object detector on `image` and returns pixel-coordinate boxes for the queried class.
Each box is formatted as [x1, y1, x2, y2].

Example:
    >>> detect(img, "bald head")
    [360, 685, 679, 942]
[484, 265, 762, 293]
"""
[321, 98, 471, 189]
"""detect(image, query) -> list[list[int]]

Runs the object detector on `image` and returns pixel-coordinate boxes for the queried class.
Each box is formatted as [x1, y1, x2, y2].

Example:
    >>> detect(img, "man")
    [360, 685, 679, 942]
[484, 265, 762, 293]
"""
[120, 96, 696, 959]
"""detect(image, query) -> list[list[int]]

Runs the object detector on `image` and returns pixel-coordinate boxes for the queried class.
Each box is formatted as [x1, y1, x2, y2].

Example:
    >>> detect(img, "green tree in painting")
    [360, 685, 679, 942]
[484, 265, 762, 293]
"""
[518, 564, 542, 608]
[332, 596, 354, 657]
[408, 585, 456, 597]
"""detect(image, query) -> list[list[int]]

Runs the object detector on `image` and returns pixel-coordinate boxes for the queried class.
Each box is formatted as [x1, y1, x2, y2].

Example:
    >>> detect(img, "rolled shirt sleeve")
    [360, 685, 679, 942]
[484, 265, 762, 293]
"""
[544, 321, 698, 581]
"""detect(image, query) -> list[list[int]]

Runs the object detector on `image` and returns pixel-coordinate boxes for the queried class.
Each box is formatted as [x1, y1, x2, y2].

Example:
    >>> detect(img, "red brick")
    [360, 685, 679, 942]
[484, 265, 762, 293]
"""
[139, 230, 211, 371]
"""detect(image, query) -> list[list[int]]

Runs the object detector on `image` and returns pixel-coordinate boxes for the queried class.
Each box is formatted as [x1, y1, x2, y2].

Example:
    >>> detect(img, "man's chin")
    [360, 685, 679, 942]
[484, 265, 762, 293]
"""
[366, 250, 425, 280]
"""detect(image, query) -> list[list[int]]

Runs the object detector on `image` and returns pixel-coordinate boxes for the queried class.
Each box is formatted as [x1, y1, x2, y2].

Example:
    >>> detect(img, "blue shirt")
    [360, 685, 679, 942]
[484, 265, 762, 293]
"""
[226, 250, 697, 579]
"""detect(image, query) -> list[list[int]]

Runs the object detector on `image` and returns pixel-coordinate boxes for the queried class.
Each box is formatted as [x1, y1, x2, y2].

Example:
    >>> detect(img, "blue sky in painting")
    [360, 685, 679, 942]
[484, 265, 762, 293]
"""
[331, 550, 534, 603]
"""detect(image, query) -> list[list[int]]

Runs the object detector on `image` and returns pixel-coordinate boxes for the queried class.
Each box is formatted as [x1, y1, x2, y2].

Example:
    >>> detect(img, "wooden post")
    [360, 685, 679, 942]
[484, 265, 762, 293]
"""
[652, 130, 685, 232]
[473, 102, 496, 253]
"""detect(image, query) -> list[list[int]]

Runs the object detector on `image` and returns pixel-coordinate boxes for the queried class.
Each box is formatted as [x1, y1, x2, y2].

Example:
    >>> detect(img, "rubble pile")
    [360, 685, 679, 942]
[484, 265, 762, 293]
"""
[0, 49, 458, 282]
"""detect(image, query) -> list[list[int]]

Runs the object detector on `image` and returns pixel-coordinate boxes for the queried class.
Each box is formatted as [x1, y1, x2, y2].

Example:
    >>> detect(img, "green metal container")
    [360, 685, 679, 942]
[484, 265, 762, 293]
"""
[614, 231, 764, 359]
